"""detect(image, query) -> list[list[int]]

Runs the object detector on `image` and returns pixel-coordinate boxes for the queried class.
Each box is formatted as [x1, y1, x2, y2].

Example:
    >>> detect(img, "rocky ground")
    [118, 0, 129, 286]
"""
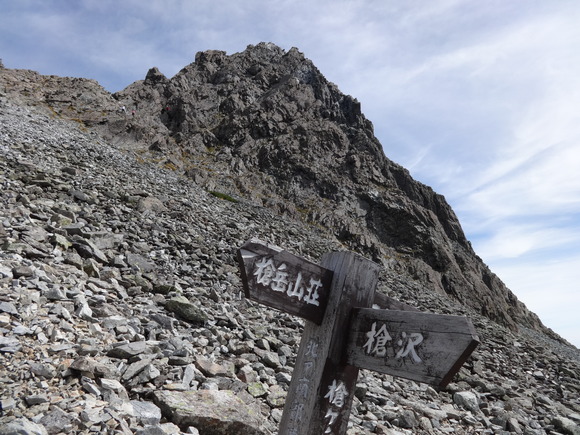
[1, 92, 579, 434]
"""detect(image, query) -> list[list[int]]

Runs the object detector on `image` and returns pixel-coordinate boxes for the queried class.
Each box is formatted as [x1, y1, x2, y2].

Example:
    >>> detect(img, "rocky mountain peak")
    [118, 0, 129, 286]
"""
[106, 43, 545, 336]
[0, 44, 555, 337]
[1, 44, 578, 435]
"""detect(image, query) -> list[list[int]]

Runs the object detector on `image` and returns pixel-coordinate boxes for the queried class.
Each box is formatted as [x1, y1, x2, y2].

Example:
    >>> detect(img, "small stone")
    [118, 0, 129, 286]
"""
[247, 382, 268, 398]
[453, 391, 480, 413]
[0, 313, 11, 326]
[275, 372, 292, 385]
[195, 357, 234, 377]
[63, 251, 84, 270]
[50, 233, 72, 249]
[39, 406, 73, 434]
[12, 266, 34, 278]
[266, 384, 286, 408]
[101, 315, 128, 329]
[69, 356, 118, 378]
[126, 252, 155, 273]
[0, 418, 48, 435]
[100, 378, 125, 392]
[165, 296, 208, 324]
[131, 400, 162, 425]
[0, 397, 17, 412]
[181, 364, 198, 388]
[135, 364, 161, 383]
[0, 301, 18, 315]
[552, 416, 580, 435]
[25, 394, 49, 406]
[135, 423, 180, 435]
[30, 362, 56, 379]
[83, 258, 100, 278]
[69, 189, 96, 204]
[122, 358, 154, 381]
[0, 264, 14, 278]
[82, 378, 102, 396]
[260, 351, 281, 369]
[107, 341, 149, 359]
[43, 286, 67, 301]
[75, 302, 93, 320]
[237, 365, 258, 383]
[12, 325, 32, 335]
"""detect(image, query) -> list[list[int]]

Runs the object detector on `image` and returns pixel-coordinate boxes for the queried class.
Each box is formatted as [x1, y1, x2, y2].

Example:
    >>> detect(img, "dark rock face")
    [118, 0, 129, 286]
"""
[110, 43, 543, 336]
[0, 43, 559, 338]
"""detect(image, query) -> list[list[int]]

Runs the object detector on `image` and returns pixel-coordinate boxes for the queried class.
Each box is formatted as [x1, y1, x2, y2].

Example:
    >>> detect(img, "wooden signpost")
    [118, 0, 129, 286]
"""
[238, 238, 333, 325]
[237, 238, 479, 435]
[346, 308, 479, 388]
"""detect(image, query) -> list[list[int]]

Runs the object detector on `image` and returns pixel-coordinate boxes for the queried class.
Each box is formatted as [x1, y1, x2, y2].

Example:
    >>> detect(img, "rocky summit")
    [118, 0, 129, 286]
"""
[0, 43, 579, 435]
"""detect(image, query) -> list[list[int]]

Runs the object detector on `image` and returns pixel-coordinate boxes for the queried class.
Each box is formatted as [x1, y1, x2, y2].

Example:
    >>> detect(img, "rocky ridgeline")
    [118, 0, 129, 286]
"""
[0, 43, 550, 337]
[1, 55, 579, 434]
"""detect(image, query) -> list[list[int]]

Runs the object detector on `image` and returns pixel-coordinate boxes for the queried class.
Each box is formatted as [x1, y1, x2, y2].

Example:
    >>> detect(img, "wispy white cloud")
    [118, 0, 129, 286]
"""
[492, 254, 580, 347]
[475, 222, 580, 260]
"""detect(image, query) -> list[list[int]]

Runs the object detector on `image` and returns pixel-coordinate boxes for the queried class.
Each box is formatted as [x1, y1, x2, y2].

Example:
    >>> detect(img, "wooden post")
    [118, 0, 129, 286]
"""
[278, 251, 380, 435]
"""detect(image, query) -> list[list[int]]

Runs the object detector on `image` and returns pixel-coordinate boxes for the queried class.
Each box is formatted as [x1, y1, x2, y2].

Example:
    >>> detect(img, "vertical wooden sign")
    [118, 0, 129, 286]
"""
[278, 251, 380, 435]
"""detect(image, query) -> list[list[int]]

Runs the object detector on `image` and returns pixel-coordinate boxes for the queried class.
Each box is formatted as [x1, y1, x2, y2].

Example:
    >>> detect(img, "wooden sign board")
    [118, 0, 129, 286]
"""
[345, 308, 479, 388]
[236, 239, 480, 435]
[237, 238, 333, 325]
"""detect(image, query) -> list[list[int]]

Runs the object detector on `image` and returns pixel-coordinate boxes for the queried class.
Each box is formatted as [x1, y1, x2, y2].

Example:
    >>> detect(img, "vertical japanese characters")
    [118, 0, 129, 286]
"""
[323, 379, 348, 434]
[287, 338, 320, 435]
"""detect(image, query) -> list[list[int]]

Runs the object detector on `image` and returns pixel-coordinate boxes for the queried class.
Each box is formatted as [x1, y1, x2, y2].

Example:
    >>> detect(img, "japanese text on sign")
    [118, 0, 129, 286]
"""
[323, 379, 348, 434]
[363, 322, 424, 363]
[253, 256, 323, 306]
[288, 338, 320, 435]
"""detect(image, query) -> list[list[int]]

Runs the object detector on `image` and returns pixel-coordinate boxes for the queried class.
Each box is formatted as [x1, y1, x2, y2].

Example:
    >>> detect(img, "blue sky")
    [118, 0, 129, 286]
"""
[2, 0, 579, 348]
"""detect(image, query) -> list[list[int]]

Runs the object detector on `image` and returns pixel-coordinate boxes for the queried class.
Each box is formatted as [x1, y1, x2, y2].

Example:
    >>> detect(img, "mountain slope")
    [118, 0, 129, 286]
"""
[0, 43, 563, 339]
[1, 56, 579, 434]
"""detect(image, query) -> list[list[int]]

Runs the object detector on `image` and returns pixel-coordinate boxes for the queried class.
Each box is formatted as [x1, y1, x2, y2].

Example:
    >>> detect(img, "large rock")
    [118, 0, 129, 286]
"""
[165, 296, 209, 324]
[153, 390, 267, 435]
[0, 418, 48, 435]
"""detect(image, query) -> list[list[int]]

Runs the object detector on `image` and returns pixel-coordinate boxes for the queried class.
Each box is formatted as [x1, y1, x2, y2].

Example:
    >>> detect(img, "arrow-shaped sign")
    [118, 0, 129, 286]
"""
[237, 238, 334, 324]
[345, 308, 479, 388]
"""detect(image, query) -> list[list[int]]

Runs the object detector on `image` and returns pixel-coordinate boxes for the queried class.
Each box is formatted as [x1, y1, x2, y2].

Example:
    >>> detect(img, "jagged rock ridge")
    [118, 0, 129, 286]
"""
[0, 42, 563, 339]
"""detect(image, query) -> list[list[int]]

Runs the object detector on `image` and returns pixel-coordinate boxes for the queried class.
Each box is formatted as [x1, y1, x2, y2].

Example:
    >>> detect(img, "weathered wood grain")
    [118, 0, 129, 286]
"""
[237, 238, 333, 324]
[278, 251, 380, 435]
[345, 308, 479, 388]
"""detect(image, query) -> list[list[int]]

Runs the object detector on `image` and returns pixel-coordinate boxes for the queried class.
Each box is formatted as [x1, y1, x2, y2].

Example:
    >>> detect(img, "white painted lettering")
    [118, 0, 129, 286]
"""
[395, 331, 423, 363]
[253, 256, 323, 306]
[363, 321, 392, 357]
